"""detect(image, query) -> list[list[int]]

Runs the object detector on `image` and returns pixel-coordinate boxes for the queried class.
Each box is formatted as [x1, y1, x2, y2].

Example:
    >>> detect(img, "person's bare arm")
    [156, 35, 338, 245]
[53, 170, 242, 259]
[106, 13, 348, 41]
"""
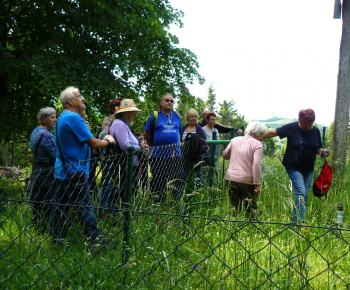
[85, 135, 115, 149]
[263, 129, 278, 139]
[144, 130, 153, 147]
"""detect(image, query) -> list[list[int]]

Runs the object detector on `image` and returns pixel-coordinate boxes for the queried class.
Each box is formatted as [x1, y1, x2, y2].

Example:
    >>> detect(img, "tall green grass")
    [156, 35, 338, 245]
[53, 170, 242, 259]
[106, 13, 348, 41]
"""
[1, 156, 350, 288]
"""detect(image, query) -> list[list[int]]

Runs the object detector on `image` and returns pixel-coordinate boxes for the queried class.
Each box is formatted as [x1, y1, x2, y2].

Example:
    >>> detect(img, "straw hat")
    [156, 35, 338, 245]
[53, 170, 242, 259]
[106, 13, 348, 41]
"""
[115, 99, 142, 114]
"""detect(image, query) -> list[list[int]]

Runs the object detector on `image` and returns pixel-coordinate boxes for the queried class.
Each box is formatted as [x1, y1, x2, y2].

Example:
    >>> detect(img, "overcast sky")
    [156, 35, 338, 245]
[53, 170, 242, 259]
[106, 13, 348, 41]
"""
[170, 0, 342, 126]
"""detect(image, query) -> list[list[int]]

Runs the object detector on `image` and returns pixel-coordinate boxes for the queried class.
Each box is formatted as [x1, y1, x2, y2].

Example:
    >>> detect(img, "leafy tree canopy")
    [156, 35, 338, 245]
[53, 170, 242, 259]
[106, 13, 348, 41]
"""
[0, 0, 204, 141]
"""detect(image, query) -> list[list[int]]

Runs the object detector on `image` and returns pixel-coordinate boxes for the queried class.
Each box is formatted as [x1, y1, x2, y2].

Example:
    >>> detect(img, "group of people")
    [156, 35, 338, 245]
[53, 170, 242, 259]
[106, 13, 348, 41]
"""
[28, 88, 225, 246]
[28, 86, 329, 247]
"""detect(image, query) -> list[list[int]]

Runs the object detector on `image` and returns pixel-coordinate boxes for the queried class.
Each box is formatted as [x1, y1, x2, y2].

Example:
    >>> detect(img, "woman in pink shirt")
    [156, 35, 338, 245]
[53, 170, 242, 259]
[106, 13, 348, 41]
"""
[222, 122, 267, 219]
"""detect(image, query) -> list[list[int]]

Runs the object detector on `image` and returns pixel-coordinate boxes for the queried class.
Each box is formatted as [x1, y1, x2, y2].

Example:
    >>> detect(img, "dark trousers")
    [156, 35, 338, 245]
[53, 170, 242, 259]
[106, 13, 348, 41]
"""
[50, 179, 100, 241]
[29, 165, 55, 231]
[150, 157, 184, 202]
[99, 159, 119, 214]
[227, 180, 258, 218]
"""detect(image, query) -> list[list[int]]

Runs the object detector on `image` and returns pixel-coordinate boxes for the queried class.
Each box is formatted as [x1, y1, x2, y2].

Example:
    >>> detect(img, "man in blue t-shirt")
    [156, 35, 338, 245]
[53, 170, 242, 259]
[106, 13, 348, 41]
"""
[263, 109, 330, 223]
[50, 86, 115, 247]
[144, 93, 184, 202]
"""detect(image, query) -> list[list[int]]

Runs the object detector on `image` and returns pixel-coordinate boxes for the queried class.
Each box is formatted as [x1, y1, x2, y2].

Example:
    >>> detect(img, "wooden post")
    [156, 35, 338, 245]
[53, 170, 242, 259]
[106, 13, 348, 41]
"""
[333, 0, 350, 181]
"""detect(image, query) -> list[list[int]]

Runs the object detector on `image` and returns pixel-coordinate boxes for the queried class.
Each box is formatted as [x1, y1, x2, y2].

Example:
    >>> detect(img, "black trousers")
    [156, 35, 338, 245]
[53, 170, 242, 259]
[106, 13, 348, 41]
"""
[150, 157, 184, 202]
[227, 180, 258, 218]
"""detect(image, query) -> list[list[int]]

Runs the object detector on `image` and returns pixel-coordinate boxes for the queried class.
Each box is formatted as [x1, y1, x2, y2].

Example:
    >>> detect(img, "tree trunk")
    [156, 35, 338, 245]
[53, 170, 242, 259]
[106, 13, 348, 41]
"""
[11, 142, 15, 166]
[333, 0, 350, 181]
[4, 142, 8, 167]
[26, 140, 30, 167]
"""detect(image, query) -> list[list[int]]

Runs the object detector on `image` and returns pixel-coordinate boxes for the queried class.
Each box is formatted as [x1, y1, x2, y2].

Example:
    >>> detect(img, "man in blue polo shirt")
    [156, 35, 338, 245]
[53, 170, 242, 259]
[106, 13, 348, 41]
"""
[144, 93, 183, 202]
[51, 86, 115, 247]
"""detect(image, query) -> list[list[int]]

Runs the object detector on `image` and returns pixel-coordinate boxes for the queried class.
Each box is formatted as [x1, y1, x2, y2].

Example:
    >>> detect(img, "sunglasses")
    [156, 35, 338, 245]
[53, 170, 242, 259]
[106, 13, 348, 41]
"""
[164, 99, 174, 103]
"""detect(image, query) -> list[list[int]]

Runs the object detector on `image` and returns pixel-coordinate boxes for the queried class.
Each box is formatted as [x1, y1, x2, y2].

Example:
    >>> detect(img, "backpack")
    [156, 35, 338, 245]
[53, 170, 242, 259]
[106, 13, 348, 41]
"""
[185, 133, 208, 164]
[149, 111, 158, 132]
[313, 160, 332, 200]
[99, 119, 117, 155]
[145, 111, 158, 145]
[91, 124, 103, 158]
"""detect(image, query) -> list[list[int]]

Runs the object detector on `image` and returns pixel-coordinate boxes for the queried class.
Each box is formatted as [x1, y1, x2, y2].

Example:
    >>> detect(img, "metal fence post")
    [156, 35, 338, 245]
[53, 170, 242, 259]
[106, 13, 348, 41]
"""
[123, 145, 135, 266]
[322, 127, 326, 145]
[230, 127, 235, 139]
[181, 135, 194, 215]
[186, 134, 195, 196]
[210, 130, 217, 189]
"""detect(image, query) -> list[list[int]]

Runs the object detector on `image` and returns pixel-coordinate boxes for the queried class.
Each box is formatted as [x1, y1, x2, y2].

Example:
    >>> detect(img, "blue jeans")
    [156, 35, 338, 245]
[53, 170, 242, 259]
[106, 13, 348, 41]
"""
[286, 169, 313, 223]
[50, 178, 100, 241]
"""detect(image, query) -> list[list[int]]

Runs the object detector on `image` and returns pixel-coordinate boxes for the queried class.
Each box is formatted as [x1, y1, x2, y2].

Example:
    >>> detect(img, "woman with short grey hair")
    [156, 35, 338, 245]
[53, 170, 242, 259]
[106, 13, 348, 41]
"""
[37, 107, 57, 124]
[29, 106, 57, 232]
[222, 121, 267, 219]
[245, 122, 268, 137]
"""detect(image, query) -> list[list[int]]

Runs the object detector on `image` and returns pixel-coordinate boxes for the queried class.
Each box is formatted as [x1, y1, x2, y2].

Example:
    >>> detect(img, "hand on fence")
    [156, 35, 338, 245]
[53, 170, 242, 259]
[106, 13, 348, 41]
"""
[140, 140, 149, 150]
[104, 135, 116, 145]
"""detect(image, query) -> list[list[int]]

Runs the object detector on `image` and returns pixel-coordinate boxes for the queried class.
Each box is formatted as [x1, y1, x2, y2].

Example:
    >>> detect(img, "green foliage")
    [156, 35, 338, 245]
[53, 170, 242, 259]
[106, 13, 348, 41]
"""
[205, 85, 217, 112]
[174, 96, 206, 126]
[176, 102, 193, 125]
[217, 100, 237, 126]
[262, 137, 276, 157]
[257, 117, 298, 129]
[0, 0, 204, 142]
[194, 97, 206, 118]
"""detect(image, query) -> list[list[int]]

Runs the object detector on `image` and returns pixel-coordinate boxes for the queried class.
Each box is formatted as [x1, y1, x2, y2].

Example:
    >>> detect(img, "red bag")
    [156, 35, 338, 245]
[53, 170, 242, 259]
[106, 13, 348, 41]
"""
[313, 160, 332, 200]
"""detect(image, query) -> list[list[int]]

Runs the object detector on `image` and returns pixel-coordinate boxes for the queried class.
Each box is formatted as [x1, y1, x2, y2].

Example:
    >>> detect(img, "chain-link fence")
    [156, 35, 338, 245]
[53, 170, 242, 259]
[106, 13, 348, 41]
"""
[1, 137, 349, 288]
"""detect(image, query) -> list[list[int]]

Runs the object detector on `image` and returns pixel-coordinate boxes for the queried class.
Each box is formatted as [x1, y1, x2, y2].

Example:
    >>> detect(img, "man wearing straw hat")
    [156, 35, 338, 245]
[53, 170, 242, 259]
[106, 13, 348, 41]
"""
[144, 93, 183, 203]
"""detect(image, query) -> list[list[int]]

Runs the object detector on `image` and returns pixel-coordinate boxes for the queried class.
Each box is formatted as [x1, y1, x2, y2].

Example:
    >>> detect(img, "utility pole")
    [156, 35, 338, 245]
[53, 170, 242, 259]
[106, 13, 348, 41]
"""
[333, 0, 350, 180]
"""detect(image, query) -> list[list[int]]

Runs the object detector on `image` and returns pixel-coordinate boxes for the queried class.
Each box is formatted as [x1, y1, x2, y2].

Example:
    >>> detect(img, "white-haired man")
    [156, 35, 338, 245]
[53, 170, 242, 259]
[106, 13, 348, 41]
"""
[50, 86, 115, 247]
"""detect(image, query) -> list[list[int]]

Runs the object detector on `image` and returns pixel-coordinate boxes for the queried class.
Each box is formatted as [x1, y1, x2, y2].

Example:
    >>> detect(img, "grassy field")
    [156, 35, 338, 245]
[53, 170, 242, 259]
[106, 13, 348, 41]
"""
[1, 156, 350, 289]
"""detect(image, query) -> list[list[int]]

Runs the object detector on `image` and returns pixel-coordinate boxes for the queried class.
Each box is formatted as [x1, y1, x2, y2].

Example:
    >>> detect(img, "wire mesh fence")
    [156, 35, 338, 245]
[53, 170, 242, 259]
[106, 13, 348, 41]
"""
[1, 137, 349, 288]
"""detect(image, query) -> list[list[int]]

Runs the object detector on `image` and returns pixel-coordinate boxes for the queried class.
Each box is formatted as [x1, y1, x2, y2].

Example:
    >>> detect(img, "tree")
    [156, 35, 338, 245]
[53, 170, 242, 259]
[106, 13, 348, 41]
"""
[175, 96, 206, 126]
[0, 0, 204, 142]
[175, 99, 195, 126]
[332, 0, 350, 180]
[217, 100, 237, 126]
[217, 100, 247, 129]
[206, 85, 217, 112]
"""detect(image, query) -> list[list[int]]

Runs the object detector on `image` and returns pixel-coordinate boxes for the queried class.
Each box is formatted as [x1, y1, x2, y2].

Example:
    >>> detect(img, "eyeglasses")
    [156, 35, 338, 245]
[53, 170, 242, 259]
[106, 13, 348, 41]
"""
[164, 99, 174, 103]
[71, 94, 85, 100]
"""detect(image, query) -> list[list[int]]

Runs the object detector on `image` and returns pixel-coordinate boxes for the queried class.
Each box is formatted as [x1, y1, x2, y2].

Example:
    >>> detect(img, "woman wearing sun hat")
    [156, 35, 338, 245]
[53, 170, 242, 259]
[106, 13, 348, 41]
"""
[108, 99, 148, 206]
